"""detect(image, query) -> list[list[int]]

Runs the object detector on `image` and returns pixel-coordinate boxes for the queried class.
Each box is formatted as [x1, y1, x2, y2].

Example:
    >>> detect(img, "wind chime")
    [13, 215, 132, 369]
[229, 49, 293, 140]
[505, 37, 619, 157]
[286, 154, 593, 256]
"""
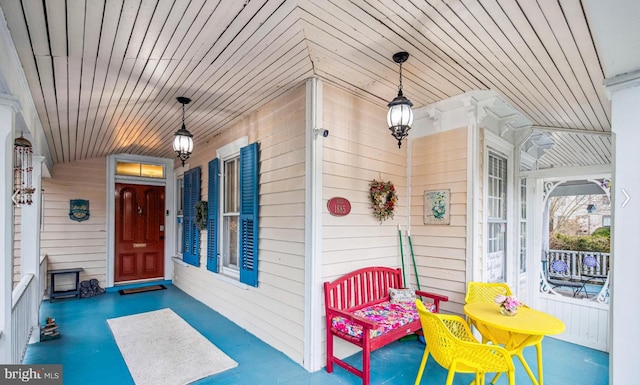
[14, 135, 35, 205]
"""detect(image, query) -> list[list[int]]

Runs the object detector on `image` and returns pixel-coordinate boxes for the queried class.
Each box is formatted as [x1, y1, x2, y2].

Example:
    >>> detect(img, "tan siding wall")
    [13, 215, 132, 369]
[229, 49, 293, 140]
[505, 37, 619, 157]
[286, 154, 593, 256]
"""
[321, 83, 409, 359]
[410, 128, 468, 313]
[321, 83, 408, 279]
[41, 157, 107, 289]
[173, 83, 308, 365]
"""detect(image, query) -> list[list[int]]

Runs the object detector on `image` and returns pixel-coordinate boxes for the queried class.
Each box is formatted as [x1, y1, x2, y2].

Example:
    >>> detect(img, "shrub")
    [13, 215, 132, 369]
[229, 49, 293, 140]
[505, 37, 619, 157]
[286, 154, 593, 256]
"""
[549, 232, 610, 253]
[592, 227, 610, 237]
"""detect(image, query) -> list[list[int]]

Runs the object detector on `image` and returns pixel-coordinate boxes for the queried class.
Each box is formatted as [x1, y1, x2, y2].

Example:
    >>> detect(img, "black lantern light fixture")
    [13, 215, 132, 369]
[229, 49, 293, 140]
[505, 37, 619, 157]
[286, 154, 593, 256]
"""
[173, 96, 193, 166]
[387, 51, 414, 148]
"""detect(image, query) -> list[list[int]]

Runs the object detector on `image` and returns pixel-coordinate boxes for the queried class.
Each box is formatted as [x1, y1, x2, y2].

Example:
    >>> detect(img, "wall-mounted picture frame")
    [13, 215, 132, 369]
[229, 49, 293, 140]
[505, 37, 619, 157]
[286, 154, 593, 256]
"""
[424, 189, 450, 225]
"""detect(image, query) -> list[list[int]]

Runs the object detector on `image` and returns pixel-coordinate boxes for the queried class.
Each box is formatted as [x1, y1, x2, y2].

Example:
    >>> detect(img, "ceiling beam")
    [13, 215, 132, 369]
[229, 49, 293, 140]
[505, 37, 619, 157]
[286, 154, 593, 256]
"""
[531, 125, 611, 136]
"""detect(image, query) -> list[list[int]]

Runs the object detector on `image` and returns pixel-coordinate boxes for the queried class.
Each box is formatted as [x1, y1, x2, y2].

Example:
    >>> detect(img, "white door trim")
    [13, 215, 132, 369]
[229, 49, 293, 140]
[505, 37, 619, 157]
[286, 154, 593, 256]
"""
[106, 154, 176, 287]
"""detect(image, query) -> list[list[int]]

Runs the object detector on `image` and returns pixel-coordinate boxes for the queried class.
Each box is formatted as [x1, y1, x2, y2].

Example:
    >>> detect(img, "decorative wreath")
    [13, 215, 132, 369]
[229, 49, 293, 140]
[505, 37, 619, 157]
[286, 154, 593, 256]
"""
[195, 201, 208, 231]
[369, 179, 398, 222]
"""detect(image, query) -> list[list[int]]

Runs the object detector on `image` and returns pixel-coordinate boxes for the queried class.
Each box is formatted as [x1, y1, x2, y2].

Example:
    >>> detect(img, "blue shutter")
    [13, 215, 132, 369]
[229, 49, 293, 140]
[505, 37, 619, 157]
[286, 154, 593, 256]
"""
[183, 167, 201, 266]
[206, 158, 219, 272]
[239, 142, 259, 287]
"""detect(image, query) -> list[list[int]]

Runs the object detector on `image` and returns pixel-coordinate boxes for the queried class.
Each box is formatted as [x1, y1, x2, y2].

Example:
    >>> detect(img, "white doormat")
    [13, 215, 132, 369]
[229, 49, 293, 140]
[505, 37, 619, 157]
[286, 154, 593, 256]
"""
[107, 308, 237, 385]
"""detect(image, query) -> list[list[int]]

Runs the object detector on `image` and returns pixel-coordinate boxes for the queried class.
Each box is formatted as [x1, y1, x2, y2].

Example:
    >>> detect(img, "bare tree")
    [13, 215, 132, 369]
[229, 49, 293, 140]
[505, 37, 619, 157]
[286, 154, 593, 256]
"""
[549, 195, 590, 235]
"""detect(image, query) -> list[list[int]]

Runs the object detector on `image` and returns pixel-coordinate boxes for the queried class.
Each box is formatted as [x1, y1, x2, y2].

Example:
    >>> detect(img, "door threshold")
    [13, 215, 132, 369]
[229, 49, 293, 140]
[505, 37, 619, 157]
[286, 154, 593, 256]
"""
[107, 279, 172, 292]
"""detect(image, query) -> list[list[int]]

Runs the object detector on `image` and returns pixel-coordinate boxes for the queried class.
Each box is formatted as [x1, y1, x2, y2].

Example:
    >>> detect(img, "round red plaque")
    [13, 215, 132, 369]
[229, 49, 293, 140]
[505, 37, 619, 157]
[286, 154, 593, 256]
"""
[327, 197, 351, 216]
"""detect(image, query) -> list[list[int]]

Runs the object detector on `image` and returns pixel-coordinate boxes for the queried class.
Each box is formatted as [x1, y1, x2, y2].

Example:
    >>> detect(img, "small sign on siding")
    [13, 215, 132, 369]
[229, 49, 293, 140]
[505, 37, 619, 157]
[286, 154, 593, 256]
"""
[327, 197, 351, 216]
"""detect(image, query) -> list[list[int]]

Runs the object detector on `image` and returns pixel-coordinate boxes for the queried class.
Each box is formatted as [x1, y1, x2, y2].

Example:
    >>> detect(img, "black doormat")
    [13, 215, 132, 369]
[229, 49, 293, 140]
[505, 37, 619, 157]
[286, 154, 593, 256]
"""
[118, 285, 167, 295]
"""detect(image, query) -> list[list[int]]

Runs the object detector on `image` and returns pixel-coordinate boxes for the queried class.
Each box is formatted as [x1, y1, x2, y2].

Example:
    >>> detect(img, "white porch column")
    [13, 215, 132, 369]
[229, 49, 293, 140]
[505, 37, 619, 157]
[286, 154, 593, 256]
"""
[0, 100, 16, 363]
[605, 71, 640, 383]
[303, 77, 324, 371]
[21, 155, 43, 343]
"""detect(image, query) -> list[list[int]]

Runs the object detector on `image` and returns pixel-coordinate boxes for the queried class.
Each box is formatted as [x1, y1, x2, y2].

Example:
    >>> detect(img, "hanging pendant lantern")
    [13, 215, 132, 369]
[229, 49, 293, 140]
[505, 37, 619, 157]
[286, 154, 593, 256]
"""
[387, 52, 414, 148]
[173, 96, 194, 166]
[14, 135, 35, 205]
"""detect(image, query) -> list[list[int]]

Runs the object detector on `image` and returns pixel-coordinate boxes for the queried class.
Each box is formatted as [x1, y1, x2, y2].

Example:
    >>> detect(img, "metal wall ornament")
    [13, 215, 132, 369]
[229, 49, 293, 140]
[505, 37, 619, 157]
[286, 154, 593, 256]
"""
[173, 96, 194, 166]
[387, 52, 414, 149]
[13, 135, 35, 206]
[69, 199, 90, 222]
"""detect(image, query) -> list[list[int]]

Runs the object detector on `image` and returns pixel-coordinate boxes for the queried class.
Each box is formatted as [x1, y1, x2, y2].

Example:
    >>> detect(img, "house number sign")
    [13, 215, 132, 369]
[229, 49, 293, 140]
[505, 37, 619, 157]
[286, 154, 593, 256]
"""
[327, 197, 351, 217]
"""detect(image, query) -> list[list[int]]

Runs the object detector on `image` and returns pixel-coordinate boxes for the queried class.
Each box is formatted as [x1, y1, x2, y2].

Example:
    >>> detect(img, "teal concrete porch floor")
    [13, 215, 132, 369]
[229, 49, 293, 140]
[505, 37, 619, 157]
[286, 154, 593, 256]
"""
[25, 284, 609, 385]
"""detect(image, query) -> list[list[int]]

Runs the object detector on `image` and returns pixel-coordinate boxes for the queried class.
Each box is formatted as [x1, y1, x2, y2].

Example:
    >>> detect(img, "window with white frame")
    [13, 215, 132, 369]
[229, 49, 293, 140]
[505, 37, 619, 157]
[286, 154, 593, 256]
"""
[487, 151, 507, 282]
[519, 177, 527, 273]
[206, 137, 259, 287]
[222, 156, 240, 275]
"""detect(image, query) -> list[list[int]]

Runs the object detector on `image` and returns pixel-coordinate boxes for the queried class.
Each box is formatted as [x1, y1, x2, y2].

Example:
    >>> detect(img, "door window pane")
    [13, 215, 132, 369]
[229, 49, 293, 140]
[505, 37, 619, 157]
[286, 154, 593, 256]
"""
[116, 161, 165, 178]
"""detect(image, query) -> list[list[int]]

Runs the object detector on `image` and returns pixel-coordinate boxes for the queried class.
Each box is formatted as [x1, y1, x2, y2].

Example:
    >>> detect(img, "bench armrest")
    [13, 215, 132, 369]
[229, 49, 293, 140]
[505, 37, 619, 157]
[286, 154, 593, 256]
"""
[326, 307, 377, 329]
[415, 290, 449, 313]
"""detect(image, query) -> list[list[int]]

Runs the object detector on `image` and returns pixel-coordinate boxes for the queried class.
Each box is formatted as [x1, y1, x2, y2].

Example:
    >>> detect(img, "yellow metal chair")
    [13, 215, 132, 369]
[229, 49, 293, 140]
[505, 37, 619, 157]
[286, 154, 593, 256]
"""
[414, 300, 515, 385]
[464, 282, 514, 344]
[465, 282, 512, 304]
[465, 282, 543, 384]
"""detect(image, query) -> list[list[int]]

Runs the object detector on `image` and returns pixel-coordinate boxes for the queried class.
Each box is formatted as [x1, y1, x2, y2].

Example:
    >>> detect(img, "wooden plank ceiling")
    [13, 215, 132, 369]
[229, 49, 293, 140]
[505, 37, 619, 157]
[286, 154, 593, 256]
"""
[0, 0, 611, 167]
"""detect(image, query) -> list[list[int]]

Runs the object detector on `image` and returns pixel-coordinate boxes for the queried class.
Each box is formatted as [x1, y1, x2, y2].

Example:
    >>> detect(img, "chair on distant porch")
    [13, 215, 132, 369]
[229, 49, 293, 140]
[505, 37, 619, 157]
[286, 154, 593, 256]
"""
[580, 254, 609, 297]
[581, 254, 608, 282]
[547, 259, 586, 297]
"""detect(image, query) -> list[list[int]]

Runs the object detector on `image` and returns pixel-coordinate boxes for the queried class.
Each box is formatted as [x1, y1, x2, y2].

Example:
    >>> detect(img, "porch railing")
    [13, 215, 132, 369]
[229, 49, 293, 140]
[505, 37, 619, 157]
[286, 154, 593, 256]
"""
[545, 249, 610, 281]
[11, 274, 36, 363]
[9, 255, 47, 363]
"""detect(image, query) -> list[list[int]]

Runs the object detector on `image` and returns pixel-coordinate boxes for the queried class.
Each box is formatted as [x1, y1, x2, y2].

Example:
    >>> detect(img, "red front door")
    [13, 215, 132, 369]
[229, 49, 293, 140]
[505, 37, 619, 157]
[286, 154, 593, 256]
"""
[115, 183, 165, 282]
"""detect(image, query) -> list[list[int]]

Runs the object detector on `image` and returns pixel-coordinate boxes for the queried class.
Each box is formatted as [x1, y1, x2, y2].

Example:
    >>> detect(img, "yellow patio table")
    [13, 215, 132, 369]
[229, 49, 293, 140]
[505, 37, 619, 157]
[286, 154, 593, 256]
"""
[463, 302, 565, 385]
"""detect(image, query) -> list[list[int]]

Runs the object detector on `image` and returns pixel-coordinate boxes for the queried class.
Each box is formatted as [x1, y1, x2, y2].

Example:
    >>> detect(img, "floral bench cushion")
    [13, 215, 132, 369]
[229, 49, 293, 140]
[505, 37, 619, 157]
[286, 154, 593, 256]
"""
[331, 300, 436, 340]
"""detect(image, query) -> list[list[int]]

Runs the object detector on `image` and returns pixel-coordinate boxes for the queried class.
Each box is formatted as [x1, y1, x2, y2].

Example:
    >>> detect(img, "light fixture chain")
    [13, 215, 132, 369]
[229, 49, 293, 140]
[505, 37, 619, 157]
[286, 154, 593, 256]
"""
[398, 62, 403, 92]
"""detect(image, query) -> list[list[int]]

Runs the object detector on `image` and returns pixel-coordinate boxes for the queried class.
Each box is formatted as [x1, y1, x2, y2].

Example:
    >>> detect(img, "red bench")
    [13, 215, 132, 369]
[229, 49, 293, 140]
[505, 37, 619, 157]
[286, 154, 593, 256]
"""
[323, 266, 448, 385]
